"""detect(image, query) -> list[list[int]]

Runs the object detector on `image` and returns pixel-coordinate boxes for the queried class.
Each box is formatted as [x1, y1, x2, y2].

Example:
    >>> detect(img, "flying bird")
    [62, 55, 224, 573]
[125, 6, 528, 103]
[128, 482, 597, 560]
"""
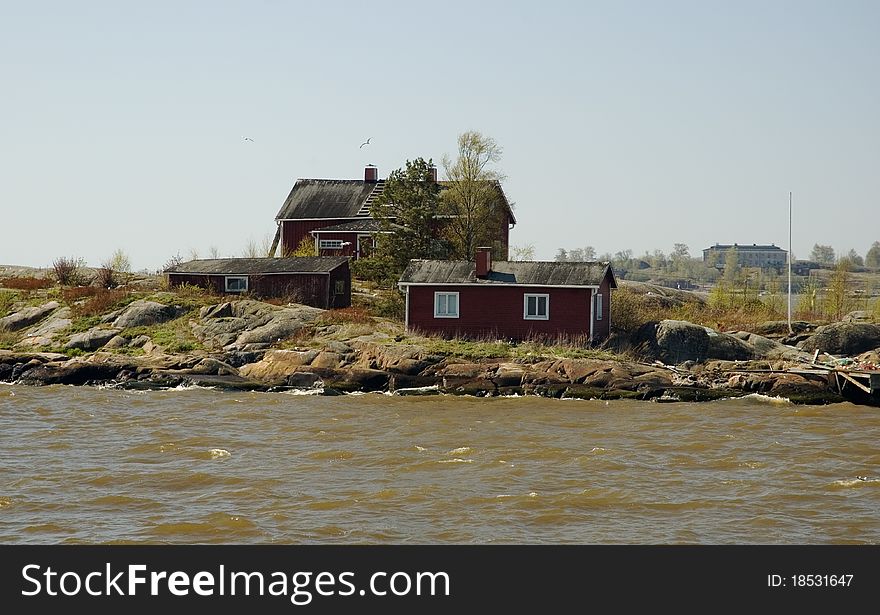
[242, 136, 254, 142]
[359, 137, 371, 148]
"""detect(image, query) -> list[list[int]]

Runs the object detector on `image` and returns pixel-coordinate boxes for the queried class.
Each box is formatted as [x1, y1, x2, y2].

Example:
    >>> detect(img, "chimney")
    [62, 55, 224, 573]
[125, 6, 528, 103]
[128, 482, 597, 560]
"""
[475, 247, 492, 278]
[364, 165, 378, 182]
[428, 165, 438, 182]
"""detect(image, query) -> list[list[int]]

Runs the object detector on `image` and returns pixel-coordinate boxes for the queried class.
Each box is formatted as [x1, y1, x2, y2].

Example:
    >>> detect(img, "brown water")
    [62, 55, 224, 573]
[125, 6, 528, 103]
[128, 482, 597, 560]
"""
[1, 384, 878, 544]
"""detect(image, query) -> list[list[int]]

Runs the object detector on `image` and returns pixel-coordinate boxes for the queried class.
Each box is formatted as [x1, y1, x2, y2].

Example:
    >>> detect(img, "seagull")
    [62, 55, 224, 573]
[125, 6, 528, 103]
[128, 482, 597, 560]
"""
[242, 136, 254, 142]
[359, 137, 371, 148]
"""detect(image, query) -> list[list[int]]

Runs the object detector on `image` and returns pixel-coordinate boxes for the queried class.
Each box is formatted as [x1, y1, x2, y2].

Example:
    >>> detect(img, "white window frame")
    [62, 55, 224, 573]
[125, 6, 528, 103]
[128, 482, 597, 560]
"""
[319, 239, 344, 250]
[595, 292, 603, 320]
[523, 293, 549, 320]
[434, 291, 460, 319]
[225, 276, 248, 293]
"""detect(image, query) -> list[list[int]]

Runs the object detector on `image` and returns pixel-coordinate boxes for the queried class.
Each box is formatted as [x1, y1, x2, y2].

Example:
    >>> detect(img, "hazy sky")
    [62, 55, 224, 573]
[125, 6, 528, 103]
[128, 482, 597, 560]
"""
[2, 0, 878, 271]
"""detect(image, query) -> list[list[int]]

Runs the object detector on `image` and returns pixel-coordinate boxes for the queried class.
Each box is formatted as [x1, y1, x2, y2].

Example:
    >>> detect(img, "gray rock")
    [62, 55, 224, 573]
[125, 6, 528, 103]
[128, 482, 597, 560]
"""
[102, 335, 129, 349]
[129, 335, 151, 348]
[634, 320, 755, 364]
[64, 328, 122, 351]
[0, 301, 60, 331]
[15, 308, 73, 348]
[843, 311, 873, 323]
[199, 302, 234, 319]
[190, 358, 239, 376]
[798, 322, 880, 356]
[328, 340, 354, 354]
[112, 300, 177, 329]
[286, 371, 323, 388]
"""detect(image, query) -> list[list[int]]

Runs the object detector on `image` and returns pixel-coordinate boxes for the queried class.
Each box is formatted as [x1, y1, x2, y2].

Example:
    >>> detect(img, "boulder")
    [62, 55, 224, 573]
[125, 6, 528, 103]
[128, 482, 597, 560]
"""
[310, 351, 342, 369]
[0, 301, 60, 331]
[64, 327, 122, 351]
[634, 320, 755, 364]
[239, 349, 320, 382]
[798, 322, 880, 356]
[102, 335, 129, 349]
[189, 357, 239, 376]
[285, 371, 323, 388]
[129, 335, 151, 348]
[843, 311, 873, 323]
[15, 308, 72, 348]
[17, 360, 124, 386]
[112, 300, 178, 329]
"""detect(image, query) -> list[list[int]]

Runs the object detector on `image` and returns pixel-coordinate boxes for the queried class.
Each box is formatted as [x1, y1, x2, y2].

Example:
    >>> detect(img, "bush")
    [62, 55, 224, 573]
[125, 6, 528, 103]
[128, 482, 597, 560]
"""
[61, 286, 99, 303]
[0, 276, 53, 291]
[95, 267, 117, 289]
[0, 292, 17, 318]
[72, 289, 131, 318]
[53, 257, 85, 286]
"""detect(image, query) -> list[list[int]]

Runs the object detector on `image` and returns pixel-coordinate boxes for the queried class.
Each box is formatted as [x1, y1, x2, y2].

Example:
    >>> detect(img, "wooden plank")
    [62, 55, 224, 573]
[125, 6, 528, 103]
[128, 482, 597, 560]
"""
[838, 371, 873, 394]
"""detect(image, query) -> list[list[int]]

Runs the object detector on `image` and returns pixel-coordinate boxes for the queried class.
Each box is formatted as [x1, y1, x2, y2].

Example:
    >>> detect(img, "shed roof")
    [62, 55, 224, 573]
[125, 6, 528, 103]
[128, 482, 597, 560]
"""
[398, 260, 616, 288]
[166, 257, 349, 275]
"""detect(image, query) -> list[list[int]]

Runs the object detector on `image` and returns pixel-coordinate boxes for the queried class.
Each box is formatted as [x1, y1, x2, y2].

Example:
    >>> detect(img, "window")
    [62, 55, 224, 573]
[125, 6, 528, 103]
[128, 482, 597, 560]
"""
[524, 293, 549, 320]
[595, 293, 603, 320]
[434, 292, 459, 318]
[335, 280, 345, 295]
[319, 239, 344, 250]
[225, 276, 248, 293]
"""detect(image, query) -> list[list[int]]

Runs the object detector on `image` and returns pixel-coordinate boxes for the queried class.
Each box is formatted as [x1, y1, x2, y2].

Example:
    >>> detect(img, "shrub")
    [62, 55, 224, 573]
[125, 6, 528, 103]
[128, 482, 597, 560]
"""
[53, 257, 85, 286]
[95, 267, 117, 288]
[61, 286, 99, 303]
[0, 276, 53, 291]
[72, 289, 131, 317]
[0, 292, 17, 318]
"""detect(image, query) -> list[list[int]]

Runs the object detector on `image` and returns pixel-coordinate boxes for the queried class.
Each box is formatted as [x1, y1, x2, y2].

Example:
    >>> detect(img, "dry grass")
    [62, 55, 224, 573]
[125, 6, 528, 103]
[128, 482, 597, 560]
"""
[317, 306, 375, 326]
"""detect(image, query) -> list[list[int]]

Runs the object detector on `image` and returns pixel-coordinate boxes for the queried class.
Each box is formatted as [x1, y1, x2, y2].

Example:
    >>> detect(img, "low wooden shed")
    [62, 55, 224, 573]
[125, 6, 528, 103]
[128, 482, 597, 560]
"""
[165, 257, 350, 309]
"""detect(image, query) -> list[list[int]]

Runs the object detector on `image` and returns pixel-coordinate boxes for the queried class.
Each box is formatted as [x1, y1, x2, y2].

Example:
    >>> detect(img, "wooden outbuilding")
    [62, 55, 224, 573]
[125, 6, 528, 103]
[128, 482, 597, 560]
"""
[165, 257, 350, 309]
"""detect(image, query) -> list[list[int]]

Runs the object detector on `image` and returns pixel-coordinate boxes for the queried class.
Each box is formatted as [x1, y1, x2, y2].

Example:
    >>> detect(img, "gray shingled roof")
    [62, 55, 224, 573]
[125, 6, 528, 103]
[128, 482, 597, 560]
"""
[398, 260, 616, 287]
[275, 180, 378, 220]
[274, 177, 517, 224]
[166, 257, 348, 275]
[311, 219, 402, 233]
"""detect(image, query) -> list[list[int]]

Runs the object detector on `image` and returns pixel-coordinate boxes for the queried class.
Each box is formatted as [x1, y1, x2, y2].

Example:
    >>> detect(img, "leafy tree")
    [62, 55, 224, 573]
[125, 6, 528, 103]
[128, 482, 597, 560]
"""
[809, 243, 835, 265]
[441, 131, 509, 260]
[864, 241, 880, 269]
[825, 260, 853, 321]
[554, 248, 569, 262]
[356, 158, 446, 286]
[291, 236, 316, 257]
[723, 247, 740, 286]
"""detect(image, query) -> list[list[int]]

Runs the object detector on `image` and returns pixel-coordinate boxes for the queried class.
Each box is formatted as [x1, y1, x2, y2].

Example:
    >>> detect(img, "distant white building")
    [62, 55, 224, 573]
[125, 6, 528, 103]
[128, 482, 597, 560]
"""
[703, 243, 787, 270]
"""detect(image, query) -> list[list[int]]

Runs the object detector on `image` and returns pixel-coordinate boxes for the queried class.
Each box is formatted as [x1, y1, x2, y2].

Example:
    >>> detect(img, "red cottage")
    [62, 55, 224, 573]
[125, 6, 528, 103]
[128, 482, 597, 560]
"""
[398, 248, 616, 343]
[273, 165, 516, 259]
[165, 257, 351, 309]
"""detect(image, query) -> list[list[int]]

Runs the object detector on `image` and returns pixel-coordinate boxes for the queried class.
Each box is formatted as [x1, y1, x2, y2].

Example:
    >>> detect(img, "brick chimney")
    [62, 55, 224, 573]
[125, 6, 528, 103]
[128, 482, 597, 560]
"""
[364, 165, 378, 182]
[475, 247, 492, 278]
[428, 165, 438, 182]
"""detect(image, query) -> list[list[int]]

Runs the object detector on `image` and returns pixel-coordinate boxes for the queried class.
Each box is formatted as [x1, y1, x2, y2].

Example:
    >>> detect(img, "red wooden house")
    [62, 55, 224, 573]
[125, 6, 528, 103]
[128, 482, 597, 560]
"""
[397, 248, 616, 343]
[273, 165, 516, 259]
[165, 257, 351, 309]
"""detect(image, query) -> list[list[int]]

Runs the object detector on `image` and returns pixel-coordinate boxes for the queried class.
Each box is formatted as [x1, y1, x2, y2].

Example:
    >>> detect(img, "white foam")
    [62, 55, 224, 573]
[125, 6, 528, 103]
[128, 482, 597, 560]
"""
[438, 458, 473, 464]
[448, 446, 472, 455]
[209, 448, 231, 459]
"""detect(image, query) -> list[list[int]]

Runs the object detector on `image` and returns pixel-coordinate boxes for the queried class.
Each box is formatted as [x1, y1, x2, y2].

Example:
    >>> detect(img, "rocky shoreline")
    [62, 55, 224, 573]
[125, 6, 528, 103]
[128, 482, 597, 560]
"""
[2, 296, 879, 405]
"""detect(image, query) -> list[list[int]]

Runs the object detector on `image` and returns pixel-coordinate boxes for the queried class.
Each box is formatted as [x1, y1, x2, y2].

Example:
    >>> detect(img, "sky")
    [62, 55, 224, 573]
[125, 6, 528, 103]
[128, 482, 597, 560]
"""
[1, 0, 878, 271]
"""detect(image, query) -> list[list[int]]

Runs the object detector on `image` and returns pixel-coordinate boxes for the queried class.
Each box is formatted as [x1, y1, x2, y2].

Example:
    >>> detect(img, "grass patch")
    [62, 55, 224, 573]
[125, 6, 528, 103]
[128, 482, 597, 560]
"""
[0, 291, 19, 318]
[67, 315, 103, 333]
[61, 286, 99, 303]
[410, 335, 621, 362]
[122, 316, 203, 354]
[316, 306, 375, 326]
[0, 330, 21, 350]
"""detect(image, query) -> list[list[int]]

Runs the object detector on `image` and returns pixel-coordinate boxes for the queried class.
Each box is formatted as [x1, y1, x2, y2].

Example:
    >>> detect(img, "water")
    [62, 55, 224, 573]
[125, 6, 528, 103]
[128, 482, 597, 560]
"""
[1, 385, 879, 544]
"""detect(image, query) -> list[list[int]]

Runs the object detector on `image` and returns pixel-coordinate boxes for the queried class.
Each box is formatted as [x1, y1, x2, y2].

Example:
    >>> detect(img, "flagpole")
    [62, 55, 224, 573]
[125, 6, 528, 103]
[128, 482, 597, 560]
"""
[788, 191, 793, 334]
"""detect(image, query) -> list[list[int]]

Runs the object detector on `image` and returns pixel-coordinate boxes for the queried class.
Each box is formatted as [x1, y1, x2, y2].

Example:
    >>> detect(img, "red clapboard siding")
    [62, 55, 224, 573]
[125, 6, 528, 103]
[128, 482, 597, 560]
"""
[281, 219, 355, 255]
[168, 273, 335, 309]
[407, 285, 593, 340]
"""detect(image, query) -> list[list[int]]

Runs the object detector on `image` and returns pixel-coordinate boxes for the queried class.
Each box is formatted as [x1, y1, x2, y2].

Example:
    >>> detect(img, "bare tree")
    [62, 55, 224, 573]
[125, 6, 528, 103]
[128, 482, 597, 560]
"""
[510, 244, 536, 261]
[441, 131, 508, 260]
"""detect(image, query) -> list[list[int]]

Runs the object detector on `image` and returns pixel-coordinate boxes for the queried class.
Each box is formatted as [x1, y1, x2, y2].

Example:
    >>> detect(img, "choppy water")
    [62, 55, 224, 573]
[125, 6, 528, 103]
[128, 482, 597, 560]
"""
[1, 385, 879, 544]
